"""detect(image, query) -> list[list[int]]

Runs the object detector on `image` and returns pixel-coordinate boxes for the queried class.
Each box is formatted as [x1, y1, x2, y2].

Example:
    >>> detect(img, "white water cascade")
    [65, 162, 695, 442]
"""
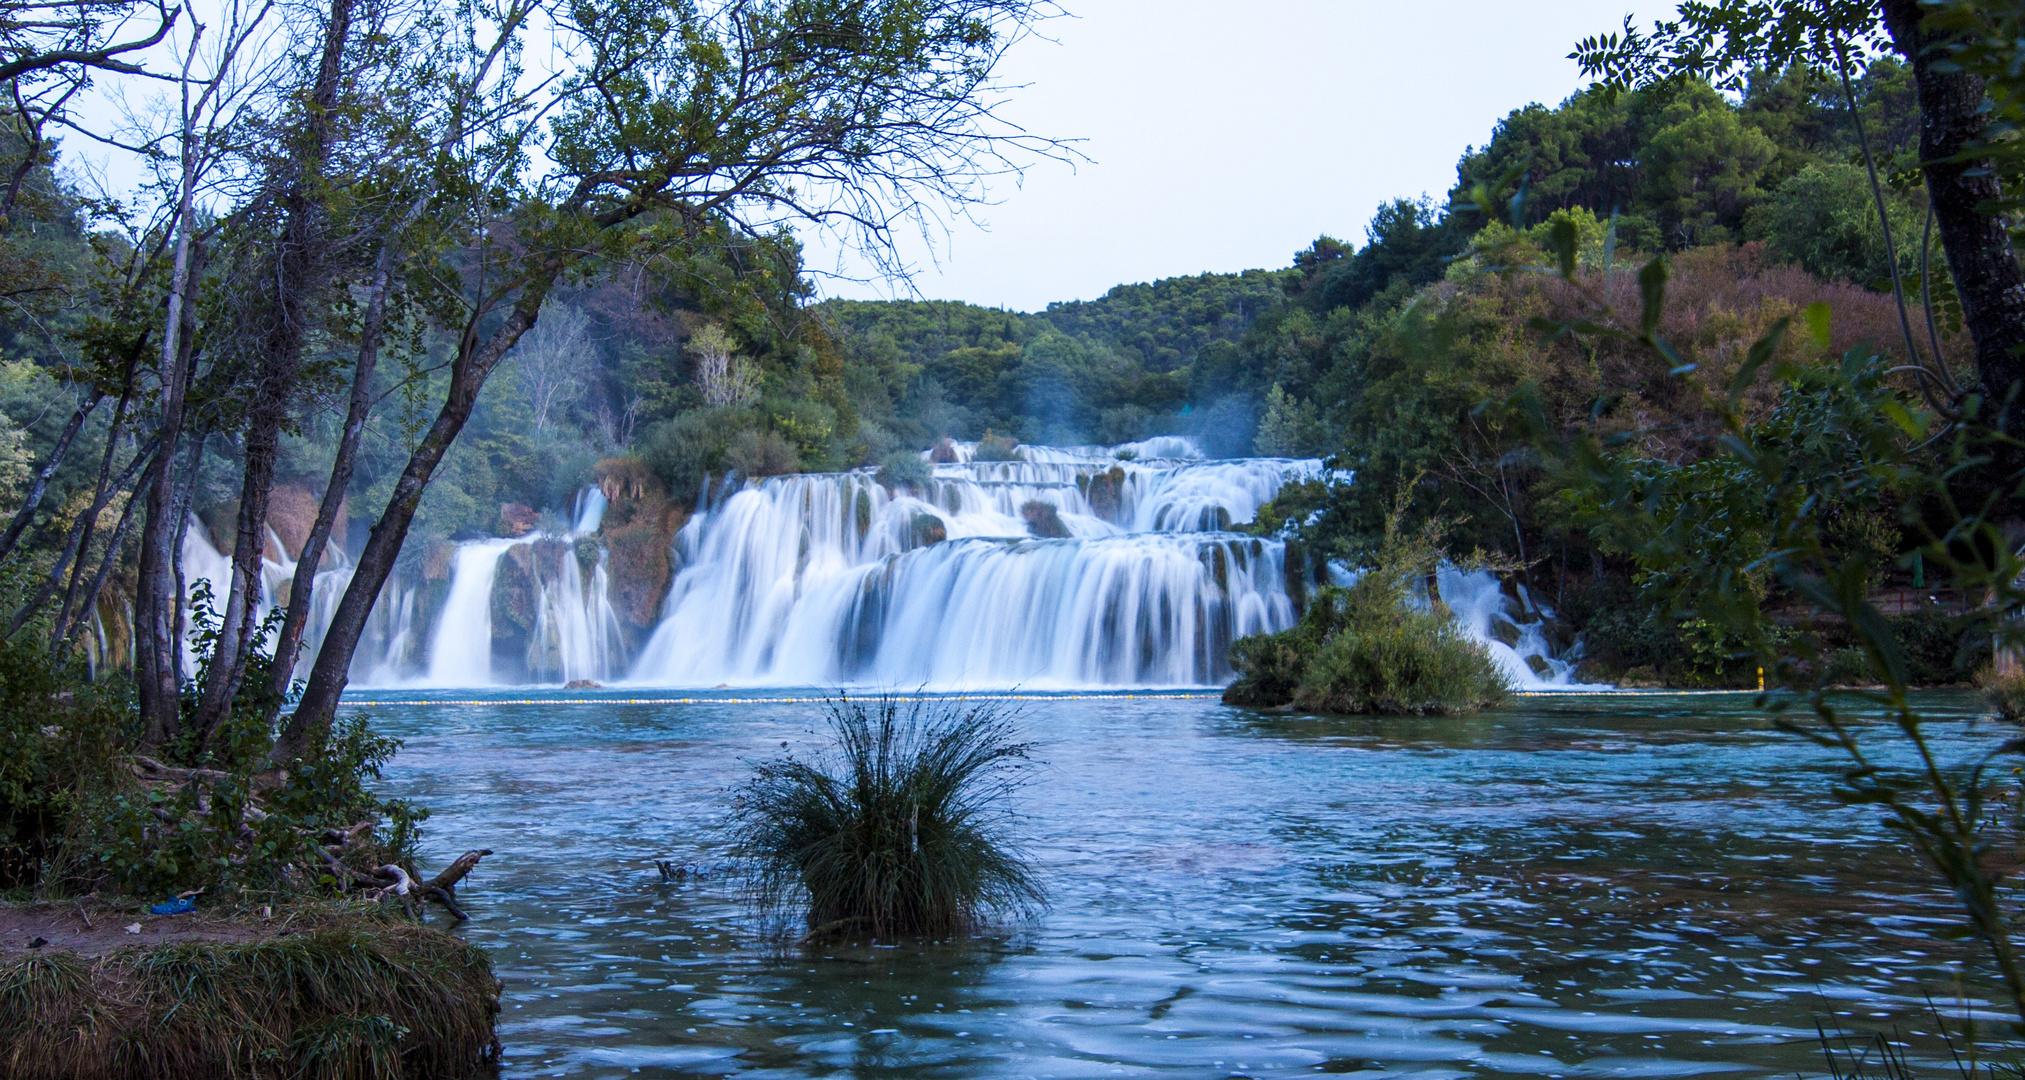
[1437, 567, 1594, 690]
[423, 538, 523, 686]
[165, 439, 1593, 692]
[628, 442, 1323, 688]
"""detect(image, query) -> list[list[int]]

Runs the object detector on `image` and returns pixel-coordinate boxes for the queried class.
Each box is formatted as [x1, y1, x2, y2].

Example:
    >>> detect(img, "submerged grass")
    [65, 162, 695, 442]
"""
[732, 695, 1044, 940]
[0, 918, 499, 1079]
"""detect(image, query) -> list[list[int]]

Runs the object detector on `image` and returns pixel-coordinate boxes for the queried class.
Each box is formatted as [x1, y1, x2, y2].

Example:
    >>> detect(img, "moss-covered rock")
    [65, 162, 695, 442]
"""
[1021, 501, 1069, 539]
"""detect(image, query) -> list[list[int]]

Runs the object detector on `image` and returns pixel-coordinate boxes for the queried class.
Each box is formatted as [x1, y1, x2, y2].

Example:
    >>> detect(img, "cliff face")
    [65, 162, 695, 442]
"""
[596, 458, 686, 635]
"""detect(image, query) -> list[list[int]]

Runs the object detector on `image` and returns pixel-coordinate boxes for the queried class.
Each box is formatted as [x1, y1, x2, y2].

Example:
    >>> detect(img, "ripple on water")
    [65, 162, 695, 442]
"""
[356, 689, 2017, 1078]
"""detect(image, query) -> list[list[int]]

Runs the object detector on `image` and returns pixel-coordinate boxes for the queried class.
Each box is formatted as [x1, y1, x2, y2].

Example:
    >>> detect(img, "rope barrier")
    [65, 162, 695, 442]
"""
[340, 688, 1758, 706]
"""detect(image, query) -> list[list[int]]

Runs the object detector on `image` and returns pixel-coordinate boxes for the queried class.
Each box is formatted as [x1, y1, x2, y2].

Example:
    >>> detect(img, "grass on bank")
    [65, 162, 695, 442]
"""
[0, 905, 499, 1080]
[731, 695, 1043, 941]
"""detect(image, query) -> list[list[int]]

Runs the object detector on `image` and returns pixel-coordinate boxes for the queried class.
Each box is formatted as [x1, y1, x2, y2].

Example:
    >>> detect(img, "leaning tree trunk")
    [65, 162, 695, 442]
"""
[270, 281, 553, 767]
[0, 393, 98, 568]
[189, 0, 352, 749]
[1882, 0, 2025, 436]
[267, 194, 428, 709]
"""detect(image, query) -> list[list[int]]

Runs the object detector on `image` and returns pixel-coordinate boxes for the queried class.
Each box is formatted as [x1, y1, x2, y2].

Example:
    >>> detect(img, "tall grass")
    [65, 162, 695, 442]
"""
[0, 918, 499, 1079]
[731, 695, 1043, 940]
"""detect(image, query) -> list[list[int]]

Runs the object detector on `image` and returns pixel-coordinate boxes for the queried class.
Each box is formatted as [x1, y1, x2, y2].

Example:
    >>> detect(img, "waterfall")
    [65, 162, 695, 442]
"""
[628, 450, 1319, 688]
[422, 538, 522, 686]
[525, 540, 627, 685]
[1436, 568, 1594, 690]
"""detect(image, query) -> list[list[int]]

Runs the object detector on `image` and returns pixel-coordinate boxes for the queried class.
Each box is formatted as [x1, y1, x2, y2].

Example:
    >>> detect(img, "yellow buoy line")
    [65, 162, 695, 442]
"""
[341, 687, 1760, 707]
[344, 692, 1227, 706]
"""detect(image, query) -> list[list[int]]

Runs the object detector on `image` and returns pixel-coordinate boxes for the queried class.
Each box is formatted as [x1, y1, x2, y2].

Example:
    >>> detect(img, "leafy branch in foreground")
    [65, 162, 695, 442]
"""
[1522, 201, 2025, 1025]
[730, 695, 1043, 941]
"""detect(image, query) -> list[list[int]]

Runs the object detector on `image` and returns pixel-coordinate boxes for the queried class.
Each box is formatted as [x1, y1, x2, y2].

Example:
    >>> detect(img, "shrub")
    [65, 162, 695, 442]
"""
[723, 429, 801, 481]
[876, 450, 931, 491]
[971, 430, 1023, 462]
[730, 696, 1043, 940]
[1288, 589, 1510, 715]
[1224, 508, 1509, 715]
[1020, 500, 1069, 538]
[1977, 663, 2025, 722]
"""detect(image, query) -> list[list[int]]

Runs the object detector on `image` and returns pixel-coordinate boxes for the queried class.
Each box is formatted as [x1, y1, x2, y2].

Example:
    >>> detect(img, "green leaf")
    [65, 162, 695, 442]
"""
[1639, 255, 1669, 335]
[1803, 302, 1831, 349]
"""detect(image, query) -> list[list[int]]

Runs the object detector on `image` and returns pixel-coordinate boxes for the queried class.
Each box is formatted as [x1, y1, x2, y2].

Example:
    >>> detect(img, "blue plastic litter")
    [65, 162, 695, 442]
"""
[149, 897, 195, 915]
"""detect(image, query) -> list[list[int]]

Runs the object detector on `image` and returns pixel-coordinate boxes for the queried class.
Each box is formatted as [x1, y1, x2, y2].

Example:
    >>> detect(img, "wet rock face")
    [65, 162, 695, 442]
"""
[497, 503, 539, 538]
[595, 457, 686, 632]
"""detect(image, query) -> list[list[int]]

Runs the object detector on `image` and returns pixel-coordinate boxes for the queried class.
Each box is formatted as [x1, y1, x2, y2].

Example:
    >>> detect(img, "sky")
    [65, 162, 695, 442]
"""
[800, 0, 1666, 312]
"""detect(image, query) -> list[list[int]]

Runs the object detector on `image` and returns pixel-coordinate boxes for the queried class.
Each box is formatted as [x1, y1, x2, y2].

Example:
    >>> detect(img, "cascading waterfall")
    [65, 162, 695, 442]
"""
[168, 438, 1593, 691]
[423, 537, 524, 686]
[1436, 567, 1593, 690]
[629, 442, 1320, 688]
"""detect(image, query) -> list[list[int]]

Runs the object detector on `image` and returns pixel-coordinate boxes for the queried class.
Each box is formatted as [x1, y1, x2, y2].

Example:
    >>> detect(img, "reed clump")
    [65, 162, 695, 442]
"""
[0, 915, 499, 1079]
[731, 696, 1043, 940]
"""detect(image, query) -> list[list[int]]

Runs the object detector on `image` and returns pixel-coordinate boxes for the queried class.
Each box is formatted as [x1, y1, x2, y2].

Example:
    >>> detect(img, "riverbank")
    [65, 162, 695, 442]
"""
[0, 900, 499, 1079]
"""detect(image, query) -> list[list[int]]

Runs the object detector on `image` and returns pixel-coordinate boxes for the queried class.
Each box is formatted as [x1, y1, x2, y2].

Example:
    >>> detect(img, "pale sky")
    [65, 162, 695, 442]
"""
[801, 0, 1666, 312]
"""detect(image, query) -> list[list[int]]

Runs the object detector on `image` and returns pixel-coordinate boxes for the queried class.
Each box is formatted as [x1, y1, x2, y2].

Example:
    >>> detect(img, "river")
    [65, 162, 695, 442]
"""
[353, 686, 2013, 1078]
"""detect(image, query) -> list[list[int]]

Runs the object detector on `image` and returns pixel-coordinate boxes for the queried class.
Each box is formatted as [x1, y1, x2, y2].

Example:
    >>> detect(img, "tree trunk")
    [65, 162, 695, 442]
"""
[1882, 0, 2025, 434]
[0, 392, 98, 568]
[271, 282, 552, 766]
[136, 228, 203, 747]
[189, 0, 352, 748]
[268, 200, 424, 707]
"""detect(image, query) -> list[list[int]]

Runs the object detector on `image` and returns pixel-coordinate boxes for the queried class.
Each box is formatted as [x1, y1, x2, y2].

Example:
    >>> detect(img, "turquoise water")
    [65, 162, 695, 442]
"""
[350, 689, 2017, 1078]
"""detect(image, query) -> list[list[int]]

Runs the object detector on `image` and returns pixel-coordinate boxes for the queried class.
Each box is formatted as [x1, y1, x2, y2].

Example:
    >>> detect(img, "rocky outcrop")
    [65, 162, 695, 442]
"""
[1021, 500, 1070, 539]
[595, 457, 686, 633]
[497, 503, 538, 538]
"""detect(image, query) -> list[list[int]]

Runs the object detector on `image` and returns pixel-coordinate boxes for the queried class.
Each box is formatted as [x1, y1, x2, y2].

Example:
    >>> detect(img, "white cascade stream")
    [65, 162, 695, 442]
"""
[628, 441, 1321, 688]
[168, 438, 1593, 691]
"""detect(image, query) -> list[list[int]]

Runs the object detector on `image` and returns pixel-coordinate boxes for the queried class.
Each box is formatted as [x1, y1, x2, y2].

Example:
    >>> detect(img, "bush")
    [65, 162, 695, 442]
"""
[1020, 500, 1069, 538]
[723, 429, 801, 481]
[0, 638, 124, 889]
[876, 450, 931, 491]
[1224, 509, 1508, 715]
[639, 407, 751, 500]
[1977, 664, 2025, 722]
[730, 696, 1043, 940]
[972, 430, 1023, 462]
[1291, 593, 1510, 715]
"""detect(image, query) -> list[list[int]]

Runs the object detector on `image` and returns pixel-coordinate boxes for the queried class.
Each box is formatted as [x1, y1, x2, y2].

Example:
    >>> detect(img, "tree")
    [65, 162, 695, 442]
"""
[268, 0, 1062, 764]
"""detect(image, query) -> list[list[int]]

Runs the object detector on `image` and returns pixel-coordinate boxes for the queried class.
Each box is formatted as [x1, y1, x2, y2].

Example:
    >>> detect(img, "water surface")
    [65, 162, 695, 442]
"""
[354, 689, 2016, 1078]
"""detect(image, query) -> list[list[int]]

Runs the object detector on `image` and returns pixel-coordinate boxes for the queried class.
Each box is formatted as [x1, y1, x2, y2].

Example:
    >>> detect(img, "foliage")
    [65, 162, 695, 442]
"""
[0, 635, 124, 888]
[1976, 665, 2025, 724]
[730, 695, 1043, 940]
[0, 917, 499, 1079]
[1225, 509, 1509, 715]
[971, 430, 1023, 462]
[875, 450, 931, 491]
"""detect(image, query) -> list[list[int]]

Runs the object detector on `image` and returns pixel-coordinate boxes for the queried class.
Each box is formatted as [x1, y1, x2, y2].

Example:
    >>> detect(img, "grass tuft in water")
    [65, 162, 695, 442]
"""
[731, 695, 1043, 940]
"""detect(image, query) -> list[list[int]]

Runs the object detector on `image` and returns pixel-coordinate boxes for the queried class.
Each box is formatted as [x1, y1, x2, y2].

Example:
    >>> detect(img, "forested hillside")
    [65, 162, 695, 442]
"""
[0, 50, 1967, 687]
